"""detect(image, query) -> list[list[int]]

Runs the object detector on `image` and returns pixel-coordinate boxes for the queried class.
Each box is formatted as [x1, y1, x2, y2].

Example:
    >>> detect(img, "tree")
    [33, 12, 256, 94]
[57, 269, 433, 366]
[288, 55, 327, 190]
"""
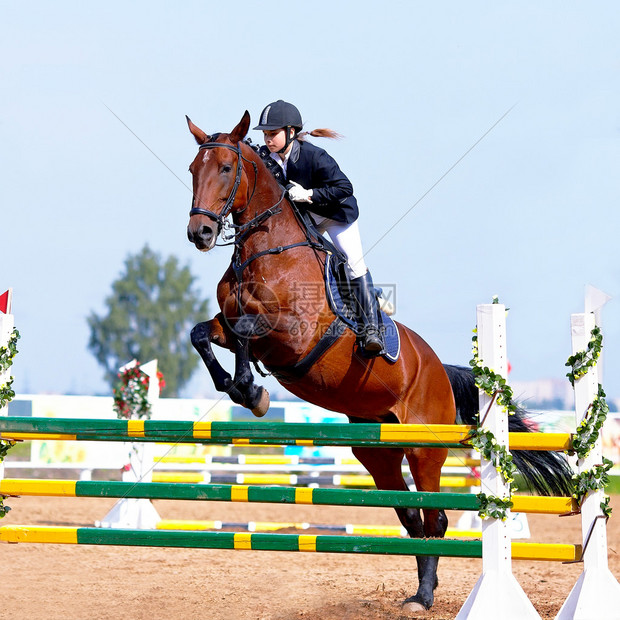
[88, 245, 209, 397]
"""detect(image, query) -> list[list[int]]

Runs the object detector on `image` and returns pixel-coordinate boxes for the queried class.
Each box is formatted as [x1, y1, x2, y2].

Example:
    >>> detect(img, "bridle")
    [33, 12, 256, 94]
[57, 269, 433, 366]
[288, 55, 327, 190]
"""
[188, 135, 328, 256]
[189, 141, 250, 236]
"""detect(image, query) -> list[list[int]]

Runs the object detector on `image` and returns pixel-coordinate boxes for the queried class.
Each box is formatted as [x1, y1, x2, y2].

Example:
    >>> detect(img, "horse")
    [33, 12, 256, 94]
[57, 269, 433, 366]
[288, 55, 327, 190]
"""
[185, 111, 573, 613]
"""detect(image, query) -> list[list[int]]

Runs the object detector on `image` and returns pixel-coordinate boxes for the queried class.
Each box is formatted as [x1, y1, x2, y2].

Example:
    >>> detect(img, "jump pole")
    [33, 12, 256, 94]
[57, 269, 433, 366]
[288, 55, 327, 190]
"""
[556, 312, 620, 620]
[457, 303, 540, 620]
[0, 419, 571, 449]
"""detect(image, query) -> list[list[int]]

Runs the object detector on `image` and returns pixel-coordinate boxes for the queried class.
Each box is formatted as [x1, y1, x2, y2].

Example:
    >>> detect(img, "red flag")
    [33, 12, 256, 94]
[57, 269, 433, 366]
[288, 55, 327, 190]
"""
[0, 289, 11, 314]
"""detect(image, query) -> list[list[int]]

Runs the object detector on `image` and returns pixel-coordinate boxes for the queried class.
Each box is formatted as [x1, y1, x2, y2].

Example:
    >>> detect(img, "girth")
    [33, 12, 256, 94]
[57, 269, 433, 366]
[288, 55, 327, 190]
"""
[261, 316, 348, 383]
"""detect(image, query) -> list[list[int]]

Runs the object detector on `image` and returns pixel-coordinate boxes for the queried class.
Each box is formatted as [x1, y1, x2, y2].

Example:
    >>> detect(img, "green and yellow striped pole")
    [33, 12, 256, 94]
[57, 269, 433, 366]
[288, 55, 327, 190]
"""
[0, 479, 577, 513]
[0, 417, 573, 451]
[0, 525, 580, 562]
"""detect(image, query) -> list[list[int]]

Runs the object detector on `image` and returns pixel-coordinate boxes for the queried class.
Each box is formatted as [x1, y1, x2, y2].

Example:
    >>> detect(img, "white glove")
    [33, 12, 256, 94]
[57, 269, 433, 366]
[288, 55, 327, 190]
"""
[288, 181, 313, 203]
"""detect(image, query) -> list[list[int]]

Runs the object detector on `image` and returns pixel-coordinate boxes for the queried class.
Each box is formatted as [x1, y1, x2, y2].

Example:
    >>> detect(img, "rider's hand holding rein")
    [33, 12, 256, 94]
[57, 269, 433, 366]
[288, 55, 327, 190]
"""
[287, 181, 312, 203]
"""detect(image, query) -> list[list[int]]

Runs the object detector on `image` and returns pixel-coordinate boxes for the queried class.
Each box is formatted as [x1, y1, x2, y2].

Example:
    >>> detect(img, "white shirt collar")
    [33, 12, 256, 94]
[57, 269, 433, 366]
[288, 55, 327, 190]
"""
[269, 149, 291, 176]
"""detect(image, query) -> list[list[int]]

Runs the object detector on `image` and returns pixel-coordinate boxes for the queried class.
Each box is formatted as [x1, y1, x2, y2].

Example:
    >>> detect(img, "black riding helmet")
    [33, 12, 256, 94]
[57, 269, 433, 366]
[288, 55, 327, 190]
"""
[254, 100, 303, 153]
[254, 100, 303, 131]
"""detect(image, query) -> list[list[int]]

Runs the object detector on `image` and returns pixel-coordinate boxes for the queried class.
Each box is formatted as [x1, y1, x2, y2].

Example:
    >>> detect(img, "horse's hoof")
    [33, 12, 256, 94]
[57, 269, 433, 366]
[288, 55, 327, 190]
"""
[401, 600, 427, 614]
[251, 388, 270, 417]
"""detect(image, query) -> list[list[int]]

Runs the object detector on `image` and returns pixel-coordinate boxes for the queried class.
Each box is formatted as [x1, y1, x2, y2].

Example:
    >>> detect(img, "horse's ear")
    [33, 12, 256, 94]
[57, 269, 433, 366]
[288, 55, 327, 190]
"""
[186, 116, 209, 145]
[229, 111, 251, 143]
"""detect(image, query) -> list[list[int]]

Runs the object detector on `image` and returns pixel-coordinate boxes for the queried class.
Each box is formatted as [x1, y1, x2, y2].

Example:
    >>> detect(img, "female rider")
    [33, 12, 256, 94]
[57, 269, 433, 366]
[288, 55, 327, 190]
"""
[254, 100, 383, 356]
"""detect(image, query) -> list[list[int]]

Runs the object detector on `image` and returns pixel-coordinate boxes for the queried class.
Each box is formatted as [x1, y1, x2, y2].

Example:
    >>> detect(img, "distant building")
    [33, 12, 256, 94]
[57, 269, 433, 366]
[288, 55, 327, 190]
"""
[510, 378, 575, 411]
[511, 377, 618, 412]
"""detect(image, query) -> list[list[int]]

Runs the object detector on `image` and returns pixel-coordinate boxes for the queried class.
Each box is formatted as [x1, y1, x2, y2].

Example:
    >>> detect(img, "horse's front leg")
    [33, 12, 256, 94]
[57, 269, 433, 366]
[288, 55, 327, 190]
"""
[190, 313, 270, 417]
[190, 314, 245, 404]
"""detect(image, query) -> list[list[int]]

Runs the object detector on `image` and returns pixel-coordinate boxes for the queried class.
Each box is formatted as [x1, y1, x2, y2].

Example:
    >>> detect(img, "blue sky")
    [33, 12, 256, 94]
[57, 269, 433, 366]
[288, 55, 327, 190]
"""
[1, 2, 619, 401]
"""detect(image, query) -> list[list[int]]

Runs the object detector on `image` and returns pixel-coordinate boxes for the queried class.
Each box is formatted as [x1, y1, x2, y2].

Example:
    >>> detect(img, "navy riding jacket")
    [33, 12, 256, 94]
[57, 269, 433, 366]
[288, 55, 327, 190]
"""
[259, 140, 359, 224]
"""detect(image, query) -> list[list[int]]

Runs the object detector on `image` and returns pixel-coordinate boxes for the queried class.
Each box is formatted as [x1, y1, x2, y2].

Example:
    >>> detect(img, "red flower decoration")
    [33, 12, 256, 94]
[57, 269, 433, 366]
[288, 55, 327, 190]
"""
[112, 362, 165, 420]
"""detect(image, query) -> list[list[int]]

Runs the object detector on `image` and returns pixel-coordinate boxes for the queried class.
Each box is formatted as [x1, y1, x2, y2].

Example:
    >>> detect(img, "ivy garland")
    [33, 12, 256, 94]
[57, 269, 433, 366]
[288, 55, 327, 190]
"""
[571, 458, 613, 519]
[477, 493, 514, 521]
[0, 496, 10, 518]
[0, 329, 19, 372]
[112, 363, 165, 420]
[565, 326, 612, 518]
[0, 439, 14, 517]
[467, 428, 518, 488]
[601, 495, 612, 520]
[0, 329, 20, 409]
[565, 326, 602, 387]
[571, 384, 609, 460]
[0, 328, 20, 518]
[0, 378, 15, 410]
[468, 309, 519, 520]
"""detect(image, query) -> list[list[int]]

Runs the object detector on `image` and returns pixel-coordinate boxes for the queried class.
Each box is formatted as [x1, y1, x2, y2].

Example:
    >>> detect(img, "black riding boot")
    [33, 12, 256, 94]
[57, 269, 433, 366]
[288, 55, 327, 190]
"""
[351, 271, 383, 356]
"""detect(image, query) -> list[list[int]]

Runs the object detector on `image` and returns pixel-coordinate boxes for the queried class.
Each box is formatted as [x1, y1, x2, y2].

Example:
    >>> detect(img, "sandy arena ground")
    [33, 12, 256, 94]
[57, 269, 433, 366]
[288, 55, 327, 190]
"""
[0, 492, 618, 620]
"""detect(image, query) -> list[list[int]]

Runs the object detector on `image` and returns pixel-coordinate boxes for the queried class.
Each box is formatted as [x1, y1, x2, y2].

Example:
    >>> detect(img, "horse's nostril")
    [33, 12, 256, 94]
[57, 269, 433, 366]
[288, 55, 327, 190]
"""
[188, 224, 215, 248]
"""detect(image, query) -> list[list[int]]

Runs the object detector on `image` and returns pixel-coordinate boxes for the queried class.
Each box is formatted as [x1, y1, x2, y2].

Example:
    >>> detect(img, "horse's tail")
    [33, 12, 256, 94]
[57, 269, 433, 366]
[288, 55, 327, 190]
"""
[443, 364, 574, 497]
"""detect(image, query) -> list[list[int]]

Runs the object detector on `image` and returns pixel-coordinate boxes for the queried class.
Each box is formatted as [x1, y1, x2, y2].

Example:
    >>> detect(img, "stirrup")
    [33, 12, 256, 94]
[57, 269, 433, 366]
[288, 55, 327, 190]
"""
[362, 329, 383, 356]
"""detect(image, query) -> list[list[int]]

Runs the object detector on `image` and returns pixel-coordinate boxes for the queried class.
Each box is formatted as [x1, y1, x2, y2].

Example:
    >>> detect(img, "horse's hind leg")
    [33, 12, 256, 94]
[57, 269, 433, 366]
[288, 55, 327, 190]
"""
[401, 446, 449, 613]
[350, 438, 445, 612]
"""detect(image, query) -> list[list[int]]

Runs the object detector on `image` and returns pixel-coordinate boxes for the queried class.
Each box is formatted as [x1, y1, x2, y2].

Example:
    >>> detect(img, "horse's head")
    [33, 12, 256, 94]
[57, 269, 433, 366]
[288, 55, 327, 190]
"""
[186, 112, 253, 251]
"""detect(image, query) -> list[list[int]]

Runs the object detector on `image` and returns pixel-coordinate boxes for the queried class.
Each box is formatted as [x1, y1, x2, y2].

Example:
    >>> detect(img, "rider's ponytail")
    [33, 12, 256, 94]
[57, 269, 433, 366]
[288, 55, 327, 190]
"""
[297, 128, 343, 141]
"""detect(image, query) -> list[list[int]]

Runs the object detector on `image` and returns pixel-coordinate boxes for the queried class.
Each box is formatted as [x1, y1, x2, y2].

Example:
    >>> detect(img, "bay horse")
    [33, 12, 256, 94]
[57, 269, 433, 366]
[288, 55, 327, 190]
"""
[186, 112, 573, 612]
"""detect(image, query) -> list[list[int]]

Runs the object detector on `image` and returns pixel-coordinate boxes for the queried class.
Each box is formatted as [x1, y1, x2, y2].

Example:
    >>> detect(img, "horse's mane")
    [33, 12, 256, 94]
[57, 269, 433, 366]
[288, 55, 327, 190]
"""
[297, 128, 343, 141]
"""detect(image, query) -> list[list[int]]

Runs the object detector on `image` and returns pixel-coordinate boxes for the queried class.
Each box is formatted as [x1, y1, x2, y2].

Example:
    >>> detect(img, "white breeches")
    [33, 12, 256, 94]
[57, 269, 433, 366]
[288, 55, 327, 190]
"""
[311, 215, 368, 279]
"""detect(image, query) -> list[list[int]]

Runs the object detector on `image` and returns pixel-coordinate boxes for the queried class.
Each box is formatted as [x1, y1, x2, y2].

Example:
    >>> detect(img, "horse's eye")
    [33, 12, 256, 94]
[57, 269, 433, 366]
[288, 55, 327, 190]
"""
[221, 164, 232, 174]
